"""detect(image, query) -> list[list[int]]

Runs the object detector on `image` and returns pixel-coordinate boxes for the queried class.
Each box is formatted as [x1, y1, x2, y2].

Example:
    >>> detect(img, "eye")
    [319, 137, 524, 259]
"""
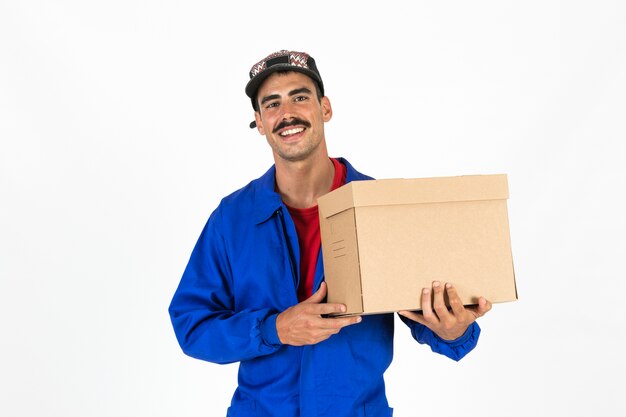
[265, 102, 279, 109]
[294, 95, 309, 102]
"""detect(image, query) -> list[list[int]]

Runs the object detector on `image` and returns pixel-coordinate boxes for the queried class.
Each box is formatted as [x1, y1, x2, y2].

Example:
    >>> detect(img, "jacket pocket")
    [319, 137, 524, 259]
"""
[364, 403, 393, 417]
[226, 399, 257, 417]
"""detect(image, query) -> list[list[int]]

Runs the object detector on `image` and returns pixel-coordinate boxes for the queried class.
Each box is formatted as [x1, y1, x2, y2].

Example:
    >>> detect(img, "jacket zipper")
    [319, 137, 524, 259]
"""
[276, 209, 299, 290]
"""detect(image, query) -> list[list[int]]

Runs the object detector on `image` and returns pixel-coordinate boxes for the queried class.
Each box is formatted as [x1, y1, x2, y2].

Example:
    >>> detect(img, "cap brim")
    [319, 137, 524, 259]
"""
[245, 64, 323, 99]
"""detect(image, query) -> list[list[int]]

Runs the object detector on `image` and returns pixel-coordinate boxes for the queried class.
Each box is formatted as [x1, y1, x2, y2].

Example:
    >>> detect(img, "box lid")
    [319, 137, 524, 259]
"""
[318, 174, 509, 219]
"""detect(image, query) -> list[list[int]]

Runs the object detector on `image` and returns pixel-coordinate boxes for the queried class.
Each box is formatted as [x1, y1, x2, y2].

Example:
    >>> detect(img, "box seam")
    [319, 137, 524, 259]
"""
[353, 207, 364, 314]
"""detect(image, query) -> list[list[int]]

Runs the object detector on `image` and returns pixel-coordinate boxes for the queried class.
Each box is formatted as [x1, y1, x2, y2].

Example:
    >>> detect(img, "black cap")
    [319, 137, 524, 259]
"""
[246, 50, 324, 128]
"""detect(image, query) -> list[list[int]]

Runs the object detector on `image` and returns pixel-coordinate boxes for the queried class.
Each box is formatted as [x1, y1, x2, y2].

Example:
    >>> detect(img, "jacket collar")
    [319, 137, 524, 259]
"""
[252, 157, 371, 224]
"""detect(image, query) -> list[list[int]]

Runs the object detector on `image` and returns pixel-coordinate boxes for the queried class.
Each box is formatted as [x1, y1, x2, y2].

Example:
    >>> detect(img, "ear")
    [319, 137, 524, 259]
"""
[254, 112, 265, 135]
[321, 96, 333, 122]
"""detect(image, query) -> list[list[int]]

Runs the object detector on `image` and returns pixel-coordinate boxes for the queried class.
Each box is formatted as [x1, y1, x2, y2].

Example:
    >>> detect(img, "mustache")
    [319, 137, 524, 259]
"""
[273, 118, 311, 133]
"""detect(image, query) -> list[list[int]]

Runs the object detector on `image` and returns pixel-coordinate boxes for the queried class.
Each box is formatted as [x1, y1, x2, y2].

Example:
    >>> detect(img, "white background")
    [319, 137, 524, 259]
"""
[1, 1, 625, 416]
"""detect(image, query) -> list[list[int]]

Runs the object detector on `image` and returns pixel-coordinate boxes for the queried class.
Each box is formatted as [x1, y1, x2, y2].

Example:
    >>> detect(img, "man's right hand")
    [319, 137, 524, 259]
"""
[276, 282, 362, 346]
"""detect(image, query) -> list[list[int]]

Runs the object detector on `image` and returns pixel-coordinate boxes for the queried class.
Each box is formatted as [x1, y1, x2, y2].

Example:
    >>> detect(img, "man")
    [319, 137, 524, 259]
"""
[169, 50, 492, 417]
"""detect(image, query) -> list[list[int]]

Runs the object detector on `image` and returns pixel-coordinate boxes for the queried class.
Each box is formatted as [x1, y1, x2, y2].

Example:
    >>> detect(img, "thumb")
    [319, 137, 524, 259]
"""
[303, 281, 327, 304]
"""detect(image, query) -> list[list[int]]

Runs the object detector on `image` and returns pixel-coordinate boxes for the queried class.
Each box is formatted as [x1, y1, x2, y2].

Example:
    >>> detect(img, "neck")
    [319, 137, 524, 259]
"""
[274, 151, 334, 209]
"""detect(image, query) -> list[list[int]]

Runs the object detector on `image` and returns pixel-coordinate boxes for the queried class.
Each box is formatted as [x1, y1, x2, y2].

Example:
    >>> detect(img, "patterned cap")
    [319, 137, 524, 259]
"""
[245, 50, 324, 105]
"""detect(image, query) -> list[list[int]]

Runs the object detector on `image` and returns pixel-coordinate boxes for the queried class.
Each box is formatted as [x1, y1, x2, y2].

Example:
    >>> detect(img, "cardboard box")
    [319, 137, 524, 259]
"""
[318, 174, 517, 316]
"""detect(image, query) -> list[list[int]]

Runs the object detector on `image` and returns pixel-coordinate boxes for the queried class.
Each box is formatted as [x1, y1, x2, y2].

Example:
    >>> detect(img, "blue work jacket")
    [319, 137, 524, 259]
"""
[169, 158, 480, 417]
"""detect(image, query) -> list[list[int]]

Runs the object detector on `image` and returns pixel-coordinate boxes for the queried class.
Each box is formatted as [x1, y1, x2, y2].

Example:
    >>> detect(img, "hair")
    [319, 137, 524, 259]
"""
[253, 70, 324, 112]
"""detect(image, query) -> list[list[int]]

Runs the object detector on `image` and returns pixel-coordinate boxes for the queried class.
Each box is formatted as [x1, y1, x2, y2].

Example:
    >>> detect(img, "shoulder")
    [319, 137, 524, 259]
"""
[213, 178, 258, 220]
[211, 165, 277, 224]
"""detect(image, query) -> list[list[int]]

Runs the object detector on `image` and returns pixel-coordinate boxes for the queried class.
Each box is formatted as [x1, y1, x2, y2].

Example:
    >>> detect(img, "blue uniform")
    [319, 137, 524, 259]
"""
[169, 158, 480, 417]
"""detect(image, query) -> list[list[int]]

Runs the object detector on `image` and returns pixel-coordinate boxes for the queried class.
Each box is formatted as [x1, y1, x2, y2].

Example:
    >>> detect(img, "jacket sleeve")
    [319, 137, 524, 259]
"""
[399, 315, 480, 361]
[168, 211, 282, 364]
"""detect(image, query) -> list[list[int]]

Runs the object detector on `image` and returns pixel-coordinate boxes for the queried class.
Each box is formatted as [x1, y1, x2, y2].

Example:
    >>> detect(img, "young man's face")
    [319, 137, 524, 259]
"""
[254, 71, 332, 163]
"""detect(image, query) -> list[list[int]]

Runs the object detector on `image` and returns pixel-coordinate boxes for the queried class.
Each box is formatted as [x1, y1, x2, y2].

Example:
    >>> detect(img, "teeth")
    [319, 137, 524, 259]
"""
[280, 127, 304, 136]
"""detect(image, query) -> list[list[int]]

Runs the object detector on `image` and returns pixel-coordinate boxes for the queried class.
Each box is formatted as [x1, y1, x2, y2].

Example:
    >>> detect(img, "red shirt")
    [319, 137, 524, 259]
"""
[286, 158, 347, 301]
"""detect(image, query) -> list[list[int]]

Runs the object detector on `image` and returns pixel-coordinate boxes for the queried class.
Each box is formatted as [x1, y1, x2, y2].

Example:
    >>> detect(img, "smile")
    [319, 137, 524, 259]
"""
[280, 127, 305, 137]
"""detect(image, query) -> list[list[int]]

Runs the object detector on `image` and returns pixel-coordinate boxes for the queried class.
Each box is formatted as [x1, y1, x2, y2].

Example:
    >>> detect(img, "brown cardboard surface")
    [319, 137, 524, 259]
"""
[318, 174, 517, 316]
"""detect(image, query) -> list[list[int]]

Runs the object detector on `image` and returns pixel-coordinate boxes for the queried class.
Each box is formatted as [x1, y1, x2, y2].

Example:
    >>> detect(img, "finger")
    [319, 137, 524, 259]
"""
[318, 315, 362, 330]
[445, 283, 465, 316]
[420, 287, 438, 324]
[476, 297, 492, 316]
[307, 302, 347, 316]
[303, 281, 327, 304]
[466, 297, 492, 319]
[302, 315, 360, 334]
[432, 281, 450, 320]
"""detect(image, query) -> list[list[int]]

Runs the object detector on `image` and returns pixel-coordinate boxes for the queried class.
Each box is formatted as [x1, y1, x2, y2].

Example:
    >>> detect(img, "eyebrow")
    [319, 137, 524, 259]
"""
[260, 87, 313, 106]
[288, 87, 312, 97]
[260, 94, 281, 106]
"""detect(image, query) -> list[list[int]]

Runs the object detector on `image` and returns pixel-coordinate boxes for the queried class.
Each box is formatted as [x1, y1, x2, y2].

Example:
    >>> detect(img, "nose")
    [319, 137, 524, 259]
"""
[279, 100, 297, 120]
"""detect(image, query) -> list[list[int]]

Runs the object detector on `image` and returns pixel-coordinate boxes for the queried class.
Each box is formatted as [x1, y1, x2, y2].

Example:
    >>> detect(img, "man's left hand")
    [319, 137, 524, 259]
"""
[398, 281, 492, 341]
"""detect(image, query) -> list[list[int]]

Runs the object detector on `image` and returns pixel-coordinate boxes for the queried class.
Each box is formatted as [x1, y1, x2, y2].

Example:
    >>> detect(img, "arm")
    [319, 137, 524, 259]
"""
[399, 281, 492, 361]
[168, 214, 281, 364]
[168, 213, 361, 363]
